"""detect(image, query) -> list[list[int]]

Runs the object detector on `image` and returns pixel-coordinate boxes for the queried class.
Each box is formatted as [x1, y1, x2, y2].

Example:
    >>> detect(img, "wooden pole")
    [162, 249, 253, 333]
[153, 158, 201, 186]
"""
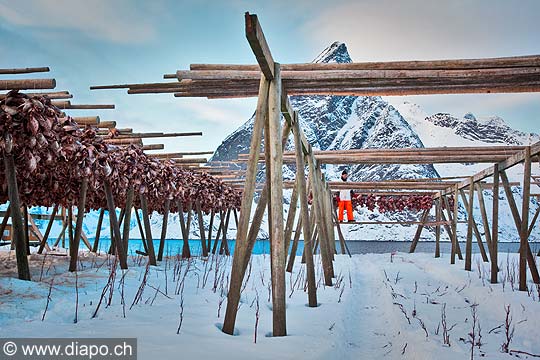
[283, 180, 299, 253]
[222, 75, 270, 335]
[157, 198, 170, 261]
[491, 164, 499, 284]
[286, 215, 303, 273]
[212, 210, 223, 255]
[292, 113, 317, 306]
[92, 208, 105, 252]
[242, 186, 269, 273]
[3, 154, 31, 280]
[23, 206, 30, 255]
[519, 146, 531, 291]
[435, 199, 441, 258]
[0, 205, 11, 243]
[307, 154, 333, 285]
[267, 63, 286, 337]
[500, 170, 540, 284]
[37, 205, 58, 254]
[452, 187, 459, 265]
[219, 208, 231, 255]
[207, 209, 215, 251]
[195, 200, 208, 257]
[465, 179, 474, 271]
[122, 188, 134, 257]
[177, 202, 191, 258]
[475, 182, 493, 261]
[69, 178, 88, 272]
[104, 182, 128, 269]
[60, 206, 66, 248]
[409, 209, 430, 253]
[139, 194, 157, 266]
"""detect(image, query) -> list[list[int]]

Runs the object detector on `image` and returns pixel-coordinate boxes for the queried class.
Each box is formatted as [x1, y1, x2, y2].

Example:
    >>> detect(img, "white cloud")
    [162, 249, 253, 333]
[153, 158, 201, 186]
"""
[0, 0, 159, 44]
[301, 0, 540, 61]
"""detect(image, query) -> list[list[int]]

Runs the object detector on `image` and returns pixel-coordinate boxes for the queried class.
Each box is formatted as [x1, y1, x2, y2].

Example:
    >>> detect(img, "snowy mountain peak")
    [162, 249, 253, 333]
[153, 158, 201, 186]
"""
[312, 41, 352, 64]
[463, 112, 477, 121]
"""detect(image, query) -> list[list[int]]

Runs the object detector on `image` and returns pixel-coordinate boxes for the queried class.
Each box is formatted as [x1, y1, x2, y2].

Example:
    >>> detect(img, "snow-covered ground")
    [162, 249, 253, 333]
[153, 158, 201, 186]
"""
[1, 249, 540, 359]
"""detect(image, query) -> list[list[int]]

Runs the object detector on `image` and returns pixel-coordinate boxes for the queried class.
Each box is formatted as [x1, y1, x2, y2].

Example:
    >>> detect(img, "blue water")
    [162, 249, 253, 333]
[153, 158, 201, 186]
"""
[86, 239, 539, 257]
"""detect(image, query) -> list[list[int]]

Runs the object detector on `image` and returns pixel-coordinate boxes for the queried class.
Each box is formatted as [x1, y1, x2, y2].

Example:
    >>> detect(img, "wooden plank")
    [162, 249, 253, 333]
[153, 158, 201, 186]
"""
[245, 12, 275, 80]
[0, 67, 50, 74]
[283, 180, 299, 253]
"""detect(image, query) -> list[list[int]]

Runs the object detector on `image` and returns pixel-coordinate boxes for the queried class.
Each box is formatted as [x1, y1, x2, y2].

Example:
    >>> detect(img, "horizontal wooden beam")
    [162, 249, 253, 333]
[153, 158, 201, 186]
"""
[0, 91, 71, 100]
[189, 55, 540, 71]
[441, 141, 540, 196]
[0, 67, 50, 74]
[142, 144, 164, 150]
[0, 78, 56, 90]
[72, 116, 100, 125]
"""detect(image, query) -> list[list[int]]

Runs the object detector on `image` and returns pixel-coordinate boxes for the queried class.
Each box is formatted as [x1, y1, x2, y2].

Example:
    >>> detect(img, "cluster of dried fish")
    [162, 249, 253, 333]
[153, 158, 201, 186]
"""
[0, 90, 241, 213]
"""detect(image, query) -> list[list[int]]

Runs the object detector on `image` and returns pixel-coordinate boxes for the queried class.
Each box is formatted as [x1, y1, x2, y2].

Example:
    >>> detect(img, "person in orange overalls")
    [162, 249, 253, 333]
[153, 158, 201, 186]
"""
[338, 170, 354, 222]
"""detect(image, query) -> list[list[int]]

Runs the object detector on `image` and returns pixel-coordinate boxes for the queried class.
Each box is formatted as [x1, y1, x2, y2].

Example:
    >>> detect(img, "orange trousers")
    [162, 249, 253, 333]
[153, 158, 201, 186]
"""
[338, 200, 354, 221]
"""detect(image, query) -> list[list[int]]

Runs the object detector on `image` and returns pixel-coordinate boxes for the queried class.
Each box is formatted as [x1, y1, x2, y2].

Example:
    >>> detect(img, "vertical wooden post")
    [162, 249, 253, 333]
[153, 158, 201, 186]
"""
[459, 189, 489, 262]
[491, 164, 499, 284]
[519, 146, 531, 291]
[307, 154, 333, 285]
[38, 205, 58, 254]
[212, 210, 223, 254]
[219, 208, 231, 255]
[157, 198, 170, 261]
[23, 206, 30, 254]
[195, 200, 208, 257]
[0, 206, 11, 243]
[286, 215, 303, 273]
[452, 186, 459, 264]
[409, 209, 430, 253]
[325, 185, 337, 256]
[292, 112, 317, 306]
[134, 209, 148, 254]
[122, 188, 134, 257]
[68, 206, 74, 254]
[283, 180, 299, 254]
[222, 75, 269, 335]
[435, 198, 441, 258]
[475, 183, 493, 258]
[139, 194, 157, 266]
[465, 178, 474, 271]
[60, 206, 66, 248]
[242, 186, 269, 273]
[267, 63, 286, 337]
[207, 209, 215, 251]
[69, 178, 88, 272]
[500, 170, 540, 284]
[92, 208, 105, 253]
[104, 182, 128, 269]
[3, 153, 31, 280]
[177, 201, 191, 258]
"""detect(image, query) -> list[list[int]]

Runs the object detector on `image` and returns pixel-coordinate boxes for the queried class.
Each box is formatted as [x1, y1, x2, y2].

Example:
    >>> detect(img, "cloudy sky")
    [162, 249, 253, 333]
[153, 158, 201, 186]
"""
[1, 0, 539, 152]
